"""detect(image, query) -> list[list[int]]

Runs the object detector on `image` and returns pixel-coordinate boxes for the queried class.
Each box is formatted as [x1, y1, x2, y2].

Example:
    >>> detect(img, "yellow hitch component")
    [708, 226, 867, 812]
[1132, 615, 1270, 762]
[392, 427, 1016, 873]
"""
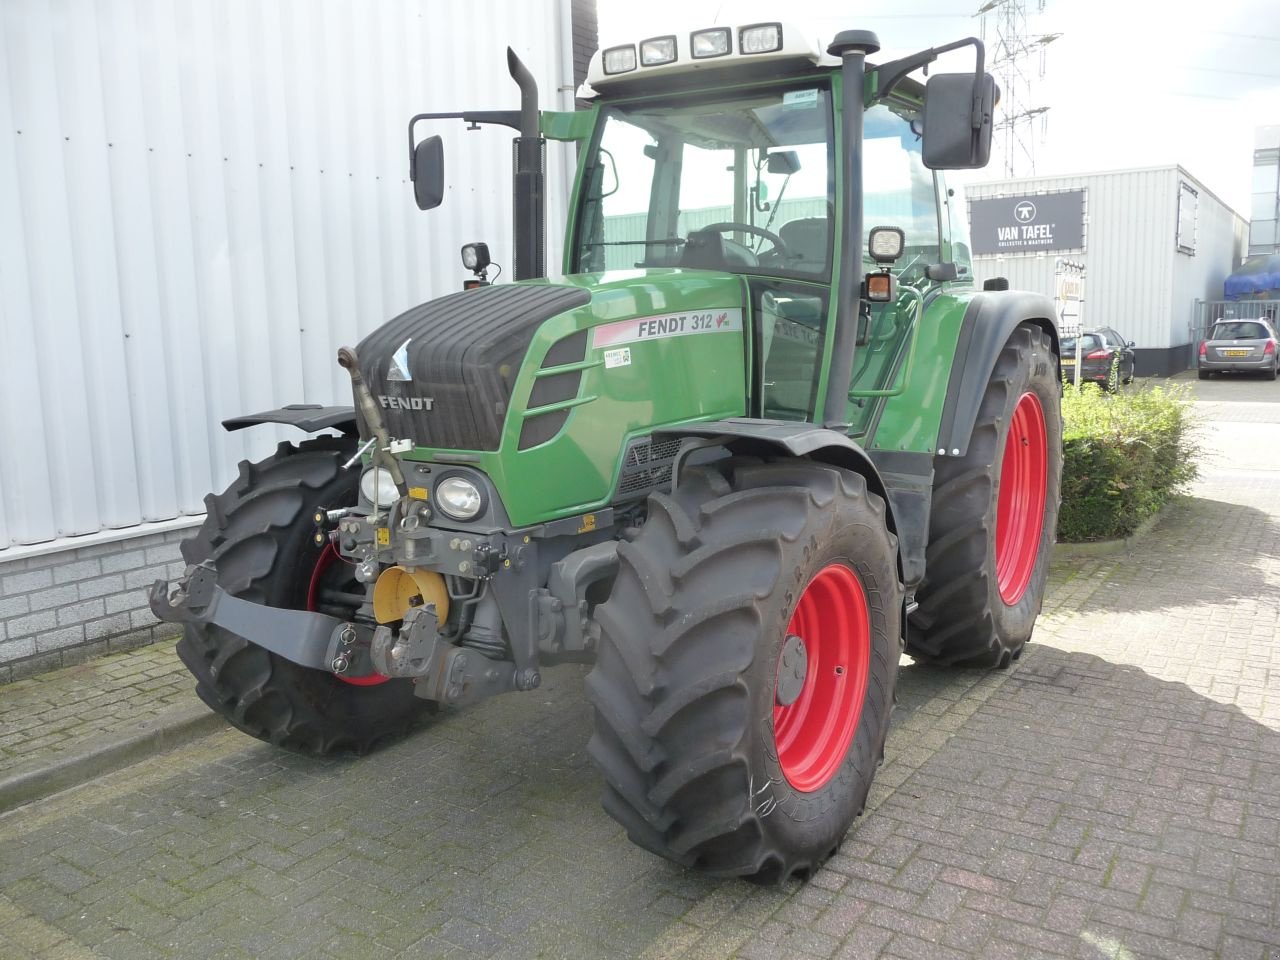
[371, 566, 450, 624]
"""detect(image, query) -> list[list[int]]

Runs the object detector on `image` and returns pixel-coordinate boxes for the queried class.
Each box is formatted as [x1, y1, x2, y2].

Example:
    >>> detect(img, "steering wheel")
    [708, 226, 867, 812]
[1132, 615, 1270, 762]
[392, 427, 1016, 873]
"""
[698, 222, 792, 262]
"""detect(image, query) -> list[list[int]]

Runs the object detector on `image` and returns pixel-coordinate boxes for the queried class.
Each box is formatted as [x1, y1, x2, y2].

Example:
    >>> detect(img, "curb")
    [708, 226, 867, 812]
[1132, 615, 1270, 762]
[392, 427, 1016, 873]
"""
[1052, 503, 1171, 559]
[0, 704, 226, 815]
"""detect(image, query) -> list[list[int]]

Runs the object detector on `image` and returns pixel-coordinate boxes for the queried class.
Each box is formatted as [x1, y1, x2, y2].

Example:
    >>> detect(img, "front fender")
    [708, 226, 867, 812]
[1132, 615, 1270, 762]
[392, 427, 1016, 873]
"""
[935, 292, 1059, 459]
[653, 419, 914, 584]
[222, 404, 358, 436]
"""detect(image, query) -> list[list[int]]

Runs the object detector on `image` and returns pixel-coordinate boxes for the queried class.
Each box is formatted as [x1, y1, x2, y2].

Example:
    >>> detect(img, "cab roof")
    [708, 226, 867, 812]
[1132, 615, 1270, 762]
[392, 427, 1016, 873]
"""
[581, 20, 842, 99]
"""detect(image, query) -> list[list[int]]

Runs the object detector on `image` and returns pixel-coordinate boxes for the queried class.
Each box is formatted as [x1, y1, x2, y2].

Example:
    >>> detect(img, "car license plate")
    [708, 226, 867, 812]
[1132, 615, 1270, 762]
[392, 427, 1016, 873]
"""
[1061, 357, 1075, 365]
[1224, 349, 1249, 357]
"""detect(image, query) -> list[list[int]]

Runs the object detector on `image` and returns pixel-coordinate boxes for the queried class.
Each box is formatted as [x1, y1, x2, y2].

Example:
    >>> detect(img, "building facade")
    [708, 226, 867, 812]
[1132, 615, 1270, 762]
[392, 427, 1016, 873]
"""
[1251, 125, 1280, 258]
[965, 166, 1247, 376]
[0, 0, 597, 677]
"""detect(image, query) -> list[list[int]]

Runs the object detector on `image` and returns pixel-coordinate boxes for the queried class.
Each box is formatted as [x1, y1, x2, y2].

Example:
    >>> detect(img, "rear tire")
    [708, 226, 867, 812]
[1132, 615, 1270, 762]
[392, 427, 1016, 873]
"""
[586, 460, 902, 883]
[1198, 370, 1211, 380]
[1268, 361, 1277, 382]
[908, 323, 1062, 668]
[176, 437, 427, 755]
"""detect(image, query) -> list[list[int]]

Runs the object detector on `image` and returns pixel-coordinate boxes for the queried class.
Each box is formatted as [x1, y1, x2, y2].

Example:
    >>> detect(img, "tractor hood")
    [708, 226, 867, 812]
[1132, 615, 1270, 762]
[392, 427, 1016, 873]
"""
[355, 269, 749, 455]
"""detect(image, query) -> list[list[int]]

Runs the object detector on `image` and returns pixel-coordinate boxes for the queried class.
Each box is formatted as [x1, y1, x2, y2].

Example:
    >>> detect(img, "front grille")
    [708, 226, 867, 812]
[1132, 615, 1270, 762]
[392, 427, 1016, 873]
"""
[615, 436, 683, 500]
[355, 284, 590, 451]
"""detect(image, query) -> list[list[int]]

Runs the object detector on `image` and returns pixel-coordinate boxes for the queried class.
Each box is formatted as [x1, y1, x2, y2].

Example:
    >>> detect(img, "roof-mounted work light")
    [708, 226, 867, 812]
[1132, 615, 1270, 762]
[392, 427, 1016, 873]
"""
[739, 23, 783, 54]
[602, 45, 638, 74]
[690, 27, 731, 59]
[640, 36, 678, 66]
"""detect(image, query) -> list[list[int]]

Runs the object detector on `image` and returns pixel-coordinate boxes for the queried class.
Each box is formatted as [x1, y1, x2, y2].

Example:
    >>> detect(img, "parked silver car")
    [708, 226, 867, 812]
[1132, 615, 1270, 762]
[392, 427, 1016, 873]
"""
[1198, 320, 1279, 380]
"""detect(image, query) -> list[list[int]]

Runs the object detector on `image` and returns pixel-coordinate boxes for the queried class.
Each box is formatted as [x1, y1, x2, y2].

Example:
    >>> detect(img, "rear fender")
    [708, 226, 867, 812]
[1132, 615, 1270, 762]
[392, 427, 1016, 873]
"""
[936, 292, 1059, 459]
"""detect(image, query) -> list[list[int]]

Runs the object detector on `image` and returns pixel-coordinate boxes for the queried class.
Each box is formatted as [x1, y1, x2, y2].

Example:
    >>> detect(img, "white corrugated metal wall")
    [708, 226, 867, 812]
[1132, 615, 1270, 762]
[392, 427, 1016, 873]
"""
[966, 168, 1180, 351]
[0, 0, 577, 551]
[1170, 169, 1250, 346]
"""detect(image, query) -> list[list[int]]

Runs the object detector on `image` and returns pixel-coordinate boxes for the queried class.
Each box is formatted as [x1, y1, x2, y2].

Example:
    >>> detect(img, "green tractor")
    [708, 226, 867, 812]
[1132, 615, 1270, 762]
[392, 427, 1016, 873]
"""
[151, 21, 1061, 883]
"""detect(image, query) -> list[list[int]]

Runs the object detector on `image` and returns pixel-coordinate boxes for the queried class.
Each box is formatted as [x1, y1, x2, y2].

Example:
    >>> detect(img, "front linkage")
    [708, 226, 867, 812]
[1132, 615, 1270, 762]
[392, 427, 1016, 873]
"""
[151, 495, 619, 708]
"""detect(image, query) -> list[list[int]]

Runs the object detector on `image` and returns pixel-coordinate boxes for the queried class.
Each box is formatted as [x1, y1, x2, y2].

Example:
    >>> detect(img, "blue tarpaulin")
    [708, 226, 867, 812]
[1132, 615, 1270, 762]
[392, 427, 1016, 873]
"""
[1225, 253, 1280, 300]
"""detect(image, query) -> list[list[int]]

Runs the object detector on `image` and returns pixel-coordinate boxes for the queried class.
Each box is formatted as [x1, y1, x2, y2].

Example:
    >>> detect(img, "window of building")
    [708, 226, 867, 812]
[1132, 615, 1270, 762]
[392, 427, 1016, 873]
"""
[1176, 181, 1198, 255]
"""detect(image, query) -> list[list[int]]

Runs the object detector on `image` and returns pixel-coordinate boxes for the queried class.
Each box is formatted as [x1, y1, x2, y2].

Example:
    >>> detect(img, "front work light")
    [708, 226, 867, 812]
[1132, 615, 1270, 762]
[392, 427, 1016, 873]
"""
[739, 23, 783, 54]
[868, 226, 905, 263]
[691, 27, 731, 59]
[461, 242, 490, 273]
[640, 36, 678, 66]
[435, 476, 484, 521]
[602, 45, 638, 74]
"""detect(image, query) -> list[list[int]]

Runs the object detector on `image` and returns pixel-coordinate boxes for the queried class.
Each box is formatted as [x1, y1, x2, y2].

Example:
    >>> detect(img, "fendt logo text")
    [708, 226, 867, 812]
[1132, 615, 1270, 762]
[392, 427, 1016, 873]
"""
[376, 396, 434, 411]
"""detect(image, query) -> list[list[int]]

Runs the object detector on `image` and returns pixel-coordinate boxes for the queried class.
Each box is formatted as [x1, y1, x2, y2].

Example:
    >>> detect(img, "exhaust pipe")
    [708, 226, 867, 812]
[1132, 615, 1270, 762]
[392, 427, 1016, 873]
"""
[507, 48, 545, 281]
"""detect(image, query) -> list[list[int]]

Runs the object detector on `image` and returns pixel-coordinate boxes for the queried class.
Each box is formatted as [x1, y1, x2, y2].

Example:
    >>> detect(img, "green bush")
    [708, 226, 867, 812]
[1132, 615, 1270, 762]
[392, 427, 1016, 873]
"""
[1057, 380, 1199, 542]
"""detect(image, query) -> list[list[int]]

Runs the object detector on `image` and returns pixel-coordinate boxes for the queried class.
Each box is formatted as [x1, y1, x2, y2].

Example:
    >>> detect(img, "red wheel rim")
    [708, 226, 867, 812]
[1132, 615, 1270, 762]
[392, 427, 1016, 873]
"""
[307, 542, 389, 686]
[772, 563, 871, 793]
[995, 391, 1048, 606]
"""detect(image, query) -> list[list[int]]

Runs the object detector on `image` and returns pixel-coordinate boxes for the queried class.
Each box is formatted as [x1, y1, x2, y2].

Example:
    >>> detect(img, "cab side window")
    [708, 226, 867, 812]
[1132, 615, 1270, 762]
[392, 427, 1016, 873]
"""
[861, 104, 940, 275]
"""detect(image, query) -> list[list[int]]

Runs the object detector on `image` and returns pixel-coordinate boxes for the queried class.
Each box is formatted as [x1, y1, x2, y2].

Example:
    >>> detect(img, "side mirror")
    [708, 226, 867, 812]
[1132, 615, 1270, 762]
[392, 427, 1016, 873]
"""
[921, 73, 997, 170]
[1127, 340, 1136, 348]
[412, 135, 445, 210]
[766, 150, 801, 175]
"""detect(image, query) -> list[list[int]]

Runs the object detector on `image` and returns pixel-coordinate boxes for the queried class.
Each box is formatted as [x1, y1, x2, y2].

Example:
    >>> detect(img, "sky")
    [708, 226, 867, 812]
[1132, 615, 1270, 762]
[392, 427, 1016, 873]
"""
[598, 0, 1280, 215]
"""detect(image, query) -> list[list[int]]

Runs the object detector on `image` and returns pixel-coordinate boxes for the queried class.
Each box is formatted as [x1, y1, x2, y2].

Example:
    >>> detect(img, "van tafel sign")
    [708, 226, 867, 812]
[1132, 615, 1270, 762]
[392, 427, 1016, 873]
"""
[969, 191, 1085, 255]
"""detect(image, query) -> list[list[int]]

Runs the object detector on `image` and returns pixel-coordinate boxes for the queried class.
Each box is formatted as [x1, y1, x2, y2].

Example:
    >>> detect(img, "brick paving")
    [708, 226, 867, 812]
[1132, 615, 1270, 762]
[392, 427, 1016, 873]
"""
[0, 376, 1277, 959]
[0, 643, 189, 778]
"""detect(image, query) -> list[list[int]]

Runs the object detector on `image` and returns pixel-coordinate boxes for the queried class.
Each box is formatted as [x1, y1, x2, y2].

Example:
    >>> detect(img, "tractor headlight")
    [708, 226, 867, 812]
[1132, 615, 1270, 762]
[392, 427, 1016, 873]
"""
[359, 467, 399, 507]
[435, 476, 484, 521]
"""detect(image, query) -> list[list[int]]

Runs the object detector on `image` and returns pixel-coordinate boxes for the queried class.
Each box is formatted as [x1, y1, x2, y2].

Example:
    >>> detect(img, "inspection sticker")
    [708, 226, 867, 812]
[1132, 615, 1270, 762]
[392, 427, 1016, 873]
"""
[603, 347, 632, 368]
[592, 308, 743, 349]
[783, 88, 819, 107]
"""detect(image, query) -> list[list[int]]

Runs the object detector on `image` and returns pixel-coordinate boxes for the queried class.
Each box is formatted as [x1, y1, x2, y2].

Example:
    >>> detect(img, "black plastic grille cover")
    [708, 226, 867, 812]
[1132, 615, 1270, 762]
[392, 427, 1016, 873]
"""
[355, 284, 590, 451]
[615, 435, 683, 500]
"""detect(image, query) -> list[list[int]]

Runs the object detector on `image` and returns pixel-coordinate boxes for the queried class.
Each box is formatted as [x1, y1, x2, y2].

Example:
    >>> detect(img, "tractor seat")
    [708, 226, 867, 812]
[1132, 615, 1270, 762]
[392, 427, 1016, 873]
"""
[778, 218, 829, 270]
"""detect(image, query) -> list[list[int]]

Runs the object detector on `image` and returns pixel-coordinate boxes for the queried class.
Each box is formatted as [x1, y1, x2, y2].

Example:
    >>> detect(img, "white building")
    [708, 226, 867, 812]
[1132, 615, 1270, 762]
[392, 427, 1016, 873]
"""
[0, 0, 597, 676]
[1250, 125, 1280, 258]
[965, 166, 1248, 375]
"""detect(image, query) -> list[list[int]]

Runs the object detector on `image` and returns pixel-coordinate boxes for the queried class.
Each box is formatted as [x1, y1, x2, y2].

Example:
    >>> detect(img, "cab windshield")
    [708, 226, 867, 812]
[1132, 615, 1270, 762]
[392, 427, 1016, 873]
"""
[573, 87, 835, 278]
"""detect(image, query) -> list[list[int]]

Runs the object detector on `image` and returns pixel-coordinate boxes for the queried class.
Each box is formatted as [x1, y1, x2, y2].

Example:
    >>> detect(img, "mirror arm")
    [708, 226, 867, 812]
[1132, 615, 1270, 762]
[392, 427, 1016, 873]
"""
[406, 111, 522, 178]
[874, 36, 987, 129]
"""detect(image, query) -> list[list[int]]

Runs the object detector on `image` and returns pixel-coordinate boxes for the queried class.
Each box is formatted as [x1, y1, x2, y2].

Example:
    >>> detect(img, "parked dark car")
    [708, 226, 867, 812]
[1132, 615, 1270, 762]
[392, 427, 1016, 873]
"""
[1198, 320, 1279, 380]
[1060, 327, 1136, 389]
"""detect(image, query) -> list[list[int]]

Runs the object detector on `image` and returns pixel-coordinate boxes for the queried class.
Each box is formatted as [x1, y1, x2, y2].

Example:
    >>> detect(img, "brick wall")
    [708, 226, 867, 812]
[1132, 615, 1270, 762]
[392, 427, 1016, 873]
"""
[0, 524, 198, 682]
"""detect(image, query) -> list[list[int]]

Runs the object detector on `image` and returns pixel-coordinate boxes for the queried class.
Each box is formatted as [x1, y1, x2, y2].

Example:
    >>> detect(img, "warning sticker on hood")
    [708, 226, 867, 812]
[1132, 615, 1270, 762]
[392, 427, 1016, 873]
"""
[592, 309, 743, 349]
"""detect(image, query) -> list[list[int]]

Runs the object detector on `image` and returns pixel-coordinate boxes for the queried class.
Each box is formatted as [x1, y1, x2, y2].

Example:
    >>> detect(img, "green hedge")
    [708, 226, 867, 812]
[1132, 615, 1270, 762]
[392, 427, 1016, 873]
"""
[1057, 381, 1199, 542]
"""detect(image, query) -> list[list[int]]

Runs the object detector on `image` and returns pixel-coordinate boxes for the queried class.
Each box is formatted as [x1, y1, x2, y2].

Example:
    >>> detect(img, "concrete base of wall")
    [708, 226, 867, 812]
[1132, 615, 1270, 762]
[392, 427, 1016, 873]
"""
[1134, 345, 1193, 377]
[0, 526, 191, 682]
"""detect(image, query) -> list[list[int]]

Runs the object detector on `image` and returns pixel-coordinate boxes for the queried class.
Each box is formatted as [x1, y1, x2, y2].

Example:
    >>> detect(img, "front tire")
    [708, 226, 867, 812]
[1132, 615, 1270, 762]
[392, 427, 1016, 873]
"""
[586, 461, 902, 883]
[908, 323, 1063, 668]
[176, 437, 427, 755]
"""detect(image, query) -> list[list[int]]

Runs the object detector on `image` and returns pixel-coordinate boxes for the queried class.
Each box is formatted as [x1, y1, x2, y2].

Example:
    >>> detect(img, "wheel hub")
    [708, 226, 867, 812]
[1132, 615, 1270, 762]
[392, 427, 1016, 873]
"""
[775, 634, 809, 707]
